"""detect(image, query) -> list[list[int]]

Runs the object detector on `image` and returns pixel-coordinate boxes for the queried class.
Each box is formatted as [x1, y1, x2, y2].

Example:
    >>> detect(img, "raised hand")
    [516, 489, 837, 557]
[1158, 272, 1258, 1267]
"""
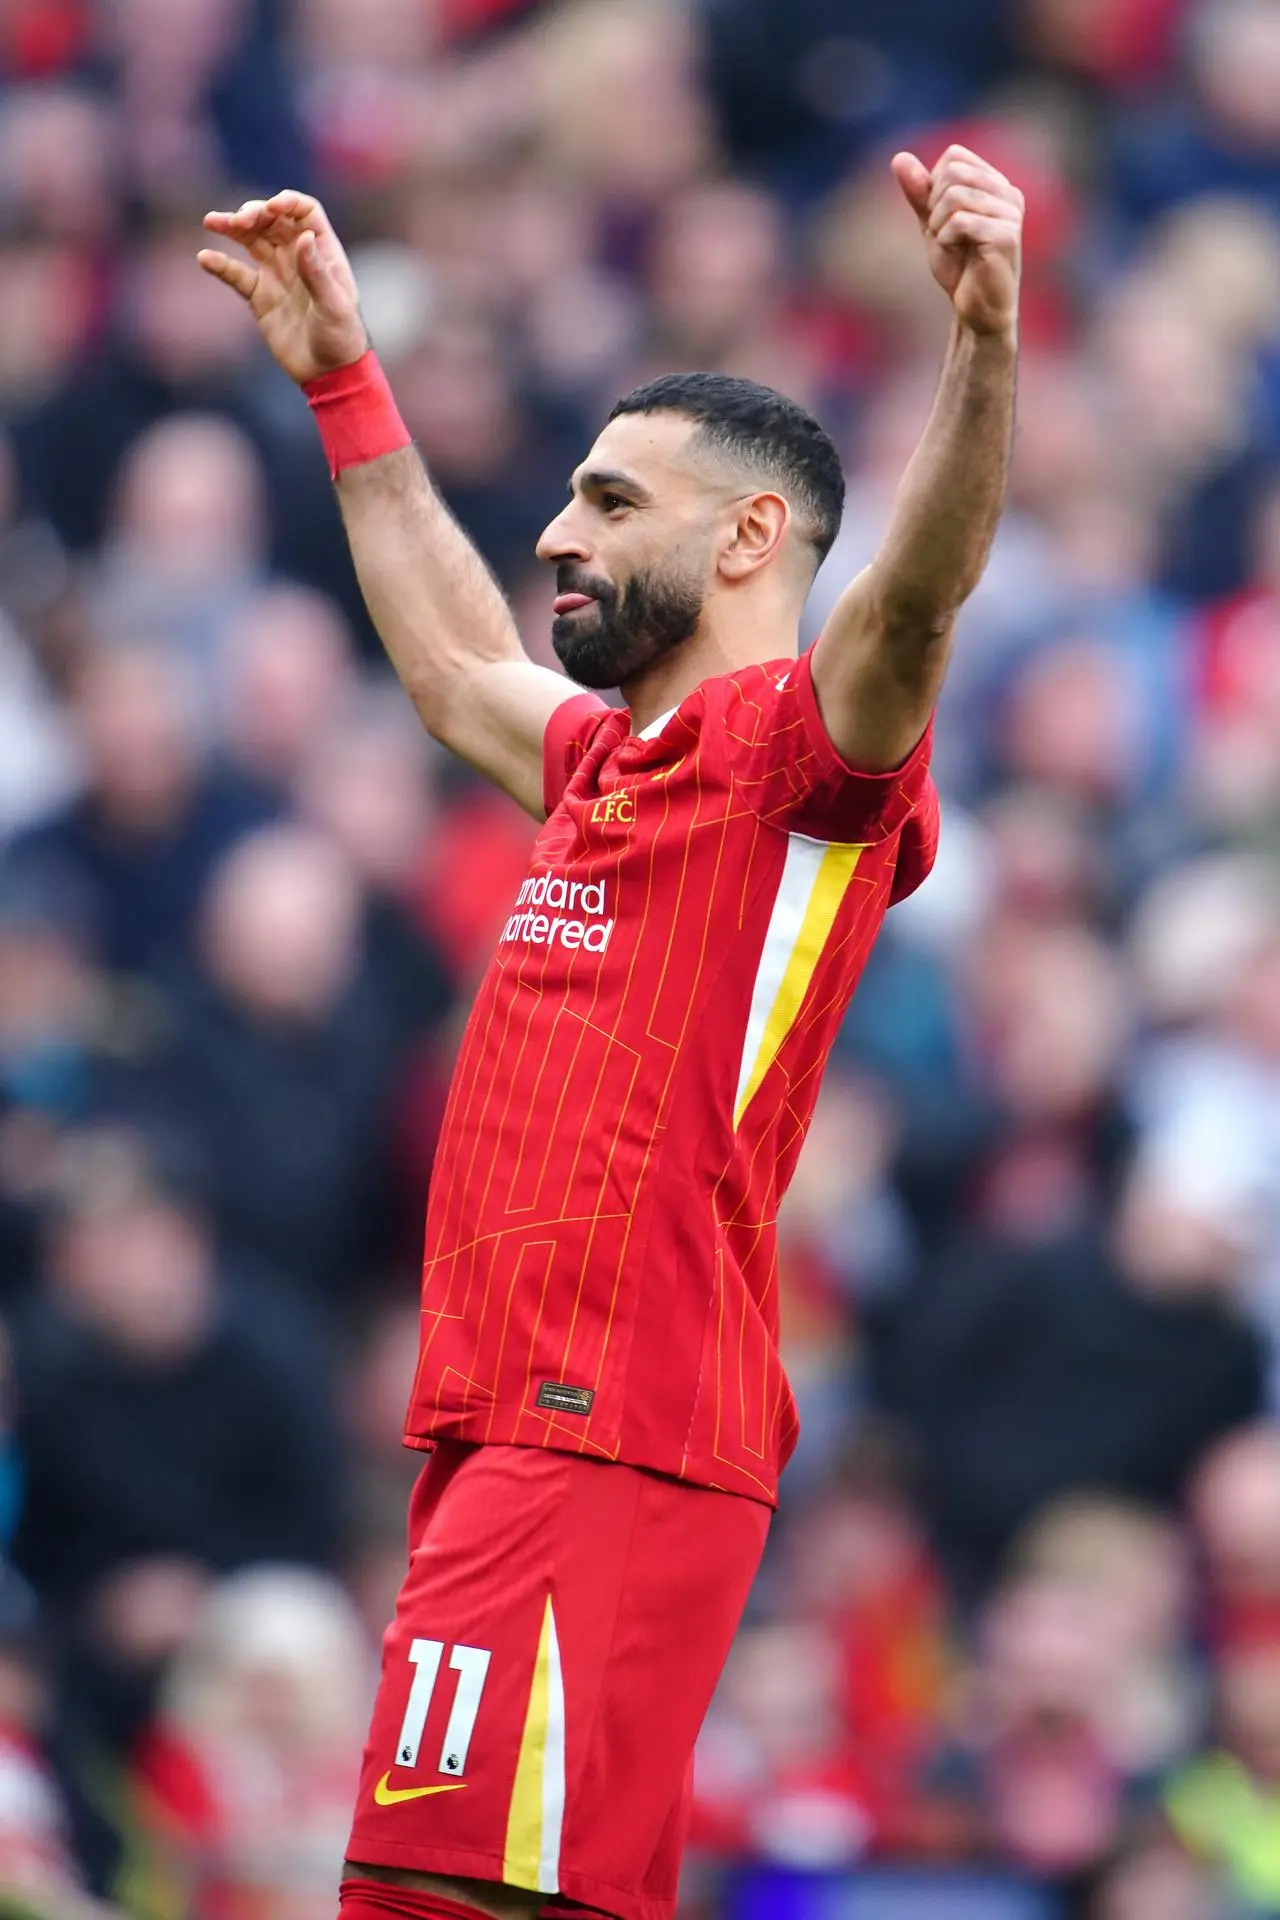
[892, 145, 1023, 339]
[198, 190, 368, 386]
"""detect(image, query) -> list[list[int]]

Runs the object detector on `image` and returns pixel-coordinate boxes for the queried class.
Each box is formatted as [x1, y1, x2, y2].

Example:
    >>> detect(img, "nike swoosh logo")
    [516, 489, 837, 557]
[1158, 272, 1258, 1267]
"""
[776, 672, 791, 690]
[374, 1771, 468, 1806]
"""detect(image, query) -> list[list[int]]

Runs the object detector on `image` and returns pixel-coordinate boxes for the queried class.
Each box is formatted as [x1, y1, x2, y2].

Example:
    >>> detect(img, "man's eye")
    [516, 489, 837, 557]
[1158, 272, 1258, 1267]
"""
[601, 494, 628, 513]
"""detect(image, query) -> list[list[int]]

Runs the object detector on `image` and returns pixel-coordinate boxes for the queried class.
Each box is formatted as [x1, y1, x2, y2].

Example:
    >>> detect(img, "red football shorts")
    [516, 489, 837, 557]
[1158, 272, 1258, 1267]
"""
[345, 1441, 770, 1920]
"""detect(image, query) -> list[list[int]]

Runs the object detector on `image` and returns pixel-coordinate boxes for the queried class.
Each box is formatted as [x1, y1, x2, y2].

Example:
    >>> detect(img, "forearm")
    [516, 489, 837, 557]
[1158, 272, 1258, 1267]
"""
[198, 195, 559, 803]
[331, 441, 573, 818]
[868, 320, 1017, 634]
[811, 321, 1016, 769]
[334, 445, 523, 729]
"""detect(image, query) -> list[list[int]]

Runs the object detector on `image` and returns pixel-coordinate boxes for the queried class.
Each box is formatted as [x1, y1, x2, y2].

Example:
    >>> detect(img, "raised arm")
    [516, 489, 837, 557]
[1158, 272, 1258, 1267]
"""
[198, 191, 576, 818]
[810, 145, 1022, 772]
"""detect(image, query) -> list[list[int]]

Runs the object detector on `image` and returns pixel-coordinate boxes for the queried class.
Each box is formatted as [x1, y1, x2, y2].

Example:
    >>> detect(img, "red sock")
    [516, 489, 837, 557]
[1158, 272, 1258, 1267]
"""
[339, 1878, 501, 1920]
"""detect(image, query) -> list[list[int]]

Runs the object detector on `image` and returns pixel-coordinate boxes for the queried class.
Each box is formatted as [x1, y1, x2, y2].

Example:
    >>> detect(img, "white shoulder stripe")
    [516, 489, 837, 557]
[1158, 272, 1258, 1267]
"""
[734, 833, 865, 1127]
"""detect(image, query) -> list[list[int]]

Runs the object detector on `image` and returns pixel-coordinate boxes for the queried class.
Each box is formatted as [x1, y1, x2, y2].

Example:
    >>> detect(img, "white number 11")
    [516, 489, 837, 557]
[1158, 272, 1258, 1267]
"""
[395, 1639, 492, 1778]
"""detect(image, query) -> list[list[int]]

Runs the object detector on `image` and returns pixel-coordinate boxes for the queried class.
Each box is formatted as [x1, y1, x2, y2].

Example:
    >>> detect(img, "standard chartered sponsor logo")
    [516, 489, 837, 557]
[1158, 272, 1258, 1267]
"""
[500, 873, 614, 953]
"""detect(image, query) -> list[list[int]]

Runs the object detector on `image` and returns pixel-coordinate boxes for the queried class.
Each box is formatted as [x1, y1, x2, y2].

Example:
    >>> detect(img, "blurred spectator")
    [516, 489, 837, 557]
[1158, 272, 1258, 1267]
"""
[11, 210, 353, 623]
[643, 181, 788, 373]
[390, 309, 580, 586]
[1131, 926, 1280, 1398]
[1008, 1497, 1199, 1778]
[1164, 1638, 1280, 1911]
[0, 84, 121, 247]
[0, 1564, 115, 1919]
[693, 1619, 880, 1871]
[1088, 1833, 1224, 1920]
[341, 1299, 423, 1645]
[0, 862, 110, 1299]
[0, 596, 77, 849]
[295, 692, 457, 1226]
[781, 1434, 954, 1820]
[0, 427, 71, 654]
[409, 780, 540, 985]
[291, 0, 440, 184]
[1191, 473, 1280, 832]
[1189, 1425, 1280, 1651]
[775, 1076, 910, 1492]
[10, 1125, 341, 1678]
[86, 415, 268, 687]
[3, 0, 1280, 1910]
[129, 1567, 372, 1920]
[931, 1568, 1153, 1884]
[1016, 0, 1187, 92]
[700, 0, 1013, 180]
[121, 825, 430, 1303]
[876, 1142, 1265, 1593]
[534, 1, 713, 215]
[95, 0, 310, 202]
[1113, 0, 1280, 227]
[7, 641, 273, 982]
[0, 235, 95, 421]
[220, 585, 359, 799]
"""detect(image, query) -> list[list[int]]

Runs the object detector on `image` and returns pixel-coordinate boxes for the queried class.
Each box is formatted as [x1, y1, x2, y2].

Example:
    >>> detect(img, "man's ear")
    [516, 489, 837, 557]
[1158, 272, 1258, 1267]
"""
[718, 492, 790, 581]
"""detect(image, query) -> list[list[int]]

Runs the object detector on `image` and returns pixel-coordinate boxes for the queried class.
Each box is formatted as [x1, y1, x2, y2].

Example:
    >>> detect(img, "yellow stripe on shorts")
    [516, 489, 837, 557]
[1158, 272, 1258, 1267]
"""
[503, 1595, 566, 1893]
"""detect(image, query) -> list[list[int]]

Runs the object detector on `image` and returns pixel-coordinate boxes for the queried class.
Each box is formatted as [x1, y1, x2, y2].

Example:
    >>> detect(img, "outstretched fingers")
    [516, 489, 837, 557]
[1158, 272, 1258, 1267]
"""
[196, 249, 259, 301]
[265, 189, 324, 225]
[203, 207, 274, 264]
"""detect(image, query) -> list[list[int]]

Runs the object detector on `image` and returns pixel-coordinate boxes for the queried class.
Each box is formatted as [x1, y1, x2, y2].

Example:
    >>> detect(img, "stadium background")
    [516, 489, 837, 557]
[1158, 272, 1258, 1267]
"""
[2, 0, 1280, 1913]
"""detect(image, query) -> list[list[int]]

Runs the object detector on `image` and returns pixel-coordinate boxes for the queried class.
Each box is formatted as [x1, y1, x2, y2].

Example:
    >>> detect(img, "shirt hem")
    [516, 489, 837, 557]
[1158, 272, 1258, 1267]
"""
[401, 1417, 779, 1509]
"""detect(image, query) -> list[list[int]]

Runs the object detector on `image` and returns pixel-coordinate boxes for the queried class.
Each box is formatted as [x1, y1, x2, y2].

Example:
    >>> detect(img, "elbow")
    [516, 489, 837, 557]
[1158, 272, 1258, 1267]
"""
[877, 597, 958, 655]
[865, 568, 964, 649]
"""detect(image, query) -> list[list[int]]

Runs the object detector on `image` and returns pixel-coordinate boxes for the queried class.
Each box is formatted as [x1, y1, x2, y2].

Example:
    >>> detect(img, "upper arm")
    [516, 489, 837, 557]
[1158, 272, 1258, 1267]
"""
[431, 658, 597, 820]
[808, 567, 954, 773]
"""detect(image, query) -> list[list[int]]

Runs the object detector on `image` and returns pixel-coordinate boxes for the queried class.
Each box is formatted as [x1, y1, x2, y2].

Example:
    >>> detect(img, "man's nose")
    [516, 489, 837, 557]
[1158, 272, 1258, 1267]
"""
[535, 506, 590, 564]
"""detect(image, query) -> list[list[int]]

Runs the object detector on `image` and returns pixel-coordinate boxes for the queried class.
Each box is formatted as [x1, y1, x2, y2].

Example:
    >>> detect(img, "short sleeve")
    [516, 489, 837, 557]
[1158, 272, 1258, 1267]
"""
[889, 775, 940, 903]
[717, 648, 939, 861]
[542, 692, 611, 817]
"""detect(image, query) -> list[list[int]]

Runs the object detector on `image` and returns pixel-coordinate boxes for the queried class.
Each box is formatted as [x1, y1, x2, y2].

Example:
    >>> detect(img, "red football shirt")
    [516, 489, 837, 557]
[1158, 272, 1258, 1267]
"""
[405, 647, 939, 1505]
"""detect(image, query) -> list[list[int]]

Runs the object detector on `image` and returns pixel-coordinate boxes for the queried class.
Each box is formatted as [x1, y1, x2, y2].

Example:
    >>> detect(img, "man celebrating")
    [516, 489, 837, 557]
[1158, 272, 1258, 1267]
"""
[198, 143, 1021, 1920]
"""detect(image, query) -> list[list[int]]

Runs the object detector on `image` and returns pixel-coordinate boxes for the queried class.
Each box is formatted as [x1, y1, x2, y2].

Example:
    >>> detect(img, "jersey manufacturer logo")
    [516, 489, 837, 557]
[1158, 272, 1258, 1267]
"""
[374, 1771, 468, 1806]
[776, 671, 791, 691]
[536, 1380, 595, 1415]
[590, 788, 635, 825]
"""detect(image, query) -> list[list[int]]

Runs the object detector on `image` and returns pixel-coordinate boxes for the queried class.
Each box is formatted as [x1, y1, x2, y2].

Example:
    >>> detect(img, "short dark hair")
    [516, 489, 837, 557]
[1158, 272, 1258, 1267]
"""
[608, 372, 845, 569]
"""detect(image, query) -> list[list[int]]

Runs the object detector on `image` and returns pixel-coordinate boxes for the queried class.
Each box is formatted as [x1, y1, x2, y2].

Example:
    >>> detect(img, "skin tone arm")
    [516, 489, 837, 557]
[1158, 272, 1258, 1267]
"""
[809, 145, 1023, 772]
[198, 191, 578, 820]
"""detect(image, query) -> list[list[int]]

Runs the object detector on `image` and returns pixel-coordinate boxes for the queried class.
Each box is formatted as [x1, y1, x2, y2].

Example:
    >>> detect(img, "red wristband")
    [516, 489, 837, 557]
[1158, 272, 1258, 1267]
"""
[303, 349, 412, 479]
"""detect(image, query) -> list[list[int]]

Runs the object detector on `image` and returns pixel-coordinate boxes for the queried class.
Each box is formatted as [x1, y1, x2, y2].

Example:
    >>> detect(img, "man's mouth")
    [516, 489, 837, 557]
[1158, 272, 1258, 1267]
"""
[553, 592, 596, 615]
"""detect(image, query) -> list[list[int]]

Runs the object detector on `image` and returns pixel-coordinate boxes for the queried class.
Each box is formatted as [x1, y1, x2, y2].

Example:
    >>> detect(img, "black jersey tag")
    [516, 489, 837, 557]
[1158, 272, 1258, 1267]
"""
[536, 1381, 595, 1416]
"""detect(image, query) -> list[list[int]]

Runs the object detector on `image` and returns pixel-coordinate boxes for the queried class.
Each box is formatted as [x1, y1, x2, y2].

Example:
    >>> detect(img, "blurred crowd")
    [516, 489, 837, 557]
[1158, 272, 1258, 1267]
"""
[1, 0, 1280, 1915]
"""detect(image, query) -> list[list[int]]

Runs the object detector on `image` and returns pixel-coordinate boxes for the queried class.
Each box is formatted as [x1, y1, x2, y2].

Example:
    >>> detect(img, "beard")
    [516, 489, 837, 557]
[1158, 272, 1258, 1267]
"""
[551, 560, 704, 691]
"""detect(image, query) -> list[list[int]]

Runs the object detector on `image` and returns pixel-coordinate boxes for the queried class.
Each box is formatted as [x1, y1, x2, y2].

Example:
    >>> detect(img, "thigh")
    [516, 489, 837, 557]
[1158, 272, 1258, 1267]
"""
[549, 1461, 769, 1920]
[347, 1443, 769, 1920]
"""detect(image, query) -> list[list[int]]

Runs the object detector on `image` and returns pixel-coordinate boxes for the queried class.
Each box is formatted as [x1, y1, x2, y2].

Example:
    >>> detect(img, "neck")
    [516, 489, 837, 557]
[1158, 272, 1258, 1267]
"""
[623, 589, 801, 734]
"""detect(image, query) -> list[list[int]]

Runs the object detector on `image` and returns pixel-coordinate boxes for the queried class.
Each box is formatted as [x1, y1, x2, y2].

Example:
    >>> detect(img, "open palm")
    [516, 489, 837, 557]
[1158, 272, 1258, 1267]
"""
[198, 191, 368, 386]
